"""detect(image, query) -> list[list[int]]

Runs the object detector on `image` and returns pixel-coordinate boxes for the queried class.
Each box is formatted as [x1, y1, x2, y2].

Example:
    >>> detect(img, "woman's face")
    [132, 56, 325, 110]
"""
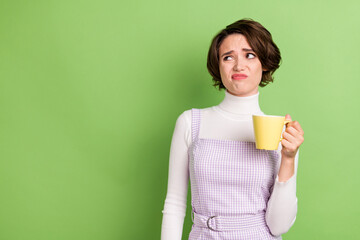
[218, 34, 265, 97]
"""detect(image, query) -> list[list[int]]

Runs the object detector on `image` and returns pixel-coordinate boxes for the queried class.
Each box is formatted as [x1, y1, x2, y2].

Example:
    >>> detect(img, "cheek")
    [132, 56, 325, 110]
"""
[253, 64, 263, 78]
[219, 64, 225, 78]
[219, 63, 229, 77]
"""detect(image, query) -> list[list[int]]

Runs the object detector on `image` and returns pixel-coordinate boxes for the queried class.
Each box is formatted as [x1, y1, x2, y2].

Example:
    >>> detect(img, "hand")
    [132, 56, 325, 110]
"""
[281, 114, 304, 160]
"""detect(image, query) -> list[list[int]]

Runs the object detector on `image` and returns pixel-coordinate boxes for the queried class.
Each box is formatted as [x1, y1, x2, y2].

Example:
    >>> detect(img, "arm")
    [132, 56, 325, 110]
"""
[161, 111, 191, 240]
[266, 115, 304, 236]
[265, 150, 299, 236]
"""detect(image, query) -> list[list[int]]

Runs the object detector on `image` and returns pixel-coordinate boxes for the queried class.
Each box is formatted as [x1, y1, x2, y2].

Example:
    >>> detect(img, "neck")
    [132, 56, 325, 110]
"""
[217, 90, 263, 115]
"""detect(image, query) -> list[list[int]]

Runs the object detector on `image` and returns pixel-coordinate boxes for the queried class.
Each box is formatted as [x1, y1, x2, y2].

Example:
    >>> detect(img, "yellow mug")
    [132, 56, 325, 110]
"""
[252, 115, 290, 150]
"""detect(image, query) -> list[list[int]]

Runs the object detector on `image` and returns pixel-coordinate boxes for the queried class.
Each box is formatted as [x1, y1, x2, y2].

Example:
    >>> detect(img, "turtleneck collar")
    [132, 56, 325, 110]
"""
[216, 90, 263, 115]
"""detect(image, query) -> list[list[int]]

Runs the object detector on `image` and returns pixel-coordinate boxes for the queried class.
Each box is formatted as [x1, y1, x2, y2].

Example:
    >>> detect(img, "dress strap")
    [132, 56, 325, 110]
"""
[191, 108, 201, 142]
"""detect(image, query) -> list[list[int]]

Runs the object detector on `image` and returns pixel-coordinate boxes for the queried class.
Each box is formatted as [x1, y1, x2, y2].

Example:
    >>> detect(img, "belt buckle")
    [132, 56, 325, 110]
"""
[207, 216, 218, 231]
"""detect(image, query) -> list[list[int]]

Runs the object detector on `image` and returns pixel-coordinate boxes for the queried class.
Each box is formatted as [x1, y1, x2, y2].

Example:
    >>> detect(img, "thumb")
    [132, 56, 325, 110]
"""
[285, 114, 292, 121]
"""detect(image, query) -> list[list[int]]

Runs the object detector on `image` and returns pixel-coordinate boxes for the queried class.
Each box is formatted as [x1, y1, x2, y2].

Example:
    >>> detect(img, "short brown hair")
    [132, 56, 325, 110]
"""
[207, 18, 281, 89]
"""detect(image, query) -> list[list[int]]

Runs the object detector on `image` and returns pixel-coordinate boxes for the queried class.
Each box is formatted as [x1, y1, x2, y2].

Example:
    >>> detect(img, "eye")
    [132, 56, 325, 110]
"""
[223, 56, 233, 61]
[247, 53, 256, 59]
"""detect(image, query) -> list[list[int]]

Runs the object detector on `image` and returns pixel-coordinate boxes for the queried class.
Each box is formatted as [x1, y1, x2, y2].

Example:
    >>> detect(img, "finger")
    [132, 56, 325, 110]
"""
[285, 114, 292, 121]
[289, 121, 304, 135]
[285, 127, 304, 144]
[281, 137, 293, 150]
[282, 131, 297, 144]
[285, 126, 301, 137]
[285, 114, 292, 127]
[281, 138, 299, 152]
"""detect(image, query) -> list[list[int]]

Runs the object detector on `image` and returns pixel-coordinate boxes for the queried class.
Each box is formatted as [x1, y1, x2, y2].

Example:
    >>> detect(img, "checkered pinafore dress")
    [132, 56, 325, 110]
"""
[188, 109, 282, 240]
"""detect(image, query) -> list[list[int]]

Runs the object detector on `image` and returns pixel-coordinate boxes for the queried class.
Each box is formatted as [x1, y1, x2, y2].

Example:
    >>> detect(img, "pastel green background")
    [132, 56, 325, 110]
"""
[1, 0, 359, 239]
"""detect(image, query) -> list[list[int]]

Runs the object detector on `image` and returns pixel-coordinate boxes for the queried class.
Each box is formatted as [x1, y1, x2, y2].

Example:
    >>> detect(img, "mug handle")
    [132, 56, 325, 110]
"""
[279, 120, 291, 141]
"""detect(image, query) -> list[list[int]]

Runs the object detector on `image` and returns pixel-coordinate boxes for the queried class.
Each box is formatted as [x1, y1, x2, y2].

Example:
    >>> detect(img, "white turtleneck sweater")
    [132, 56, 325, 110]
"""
[161, 91, 298, 239]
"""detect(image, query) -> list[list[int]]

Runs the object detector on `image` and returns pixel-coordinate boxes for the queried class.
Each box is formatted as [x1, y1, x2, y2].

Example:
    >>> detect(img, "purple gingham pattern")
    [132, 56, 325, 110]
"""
[188, 108, 281, 240]
[193, 211, 266, 231]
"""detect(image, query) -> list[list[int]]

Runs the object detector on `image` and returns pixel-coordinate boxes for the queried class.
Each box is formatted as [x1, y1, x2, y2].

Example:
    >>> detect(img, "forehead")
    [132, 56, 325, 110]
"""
[219, 34, 251, 53]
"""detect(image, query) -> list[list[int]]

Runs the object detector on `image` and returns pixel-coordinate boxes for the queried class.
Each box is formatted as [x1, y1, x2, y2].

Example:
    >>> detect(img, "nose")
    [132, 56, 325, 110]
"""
[233, 59, 245, 71]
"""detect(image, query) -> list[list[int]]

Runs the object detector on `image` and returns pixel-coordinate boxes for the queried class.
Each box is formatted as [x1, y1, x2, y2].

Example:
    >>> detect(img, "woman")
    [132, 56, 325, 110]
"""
[161, 18, 304, 240]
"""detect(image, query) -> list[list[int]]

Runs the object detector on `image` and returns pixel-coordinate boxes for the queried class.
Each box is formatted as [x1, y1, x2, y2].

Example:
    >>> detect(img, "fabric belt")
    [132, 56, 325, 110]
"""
[192, 211, 267, 232]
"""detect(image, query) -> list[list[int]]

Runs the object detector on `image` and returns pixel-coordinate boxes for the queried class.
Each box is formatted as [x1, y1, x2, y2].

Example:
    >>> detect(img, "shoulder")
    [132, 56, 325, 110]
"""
[173, 109, 193, 147]
[176, 107, 214, 123]
[176, 109, 191, 125]
[172, 109, 192, 136]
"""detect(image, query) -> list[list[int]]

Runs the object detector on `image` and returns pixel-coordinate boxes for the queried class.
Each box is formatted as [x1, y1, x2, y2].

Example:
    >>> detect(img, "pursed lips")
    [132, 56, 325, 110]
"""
[231, 74, 248, 80]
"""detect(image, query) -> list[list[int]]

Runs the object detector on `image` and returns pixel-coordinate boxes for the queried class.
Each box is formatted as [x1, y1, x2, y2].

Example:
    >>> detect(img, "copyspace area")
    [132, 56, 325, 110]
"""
[0, 0, 359, 239]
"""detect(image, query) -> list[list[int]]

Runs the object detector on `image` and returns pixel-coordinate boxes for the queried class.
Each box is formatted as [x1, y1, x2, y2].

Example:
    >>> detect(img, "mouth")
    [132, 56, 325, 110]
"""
[231, 74, 248, 80]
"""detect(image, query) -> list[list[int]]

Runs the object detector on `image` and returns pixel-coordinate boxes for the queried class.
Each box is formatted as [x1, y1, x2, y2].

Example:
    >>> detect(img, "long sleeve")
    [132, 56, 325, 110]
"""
[161, 96, 300, 238]
[161, 111, 191, 240]
[265, 149, 299, 236]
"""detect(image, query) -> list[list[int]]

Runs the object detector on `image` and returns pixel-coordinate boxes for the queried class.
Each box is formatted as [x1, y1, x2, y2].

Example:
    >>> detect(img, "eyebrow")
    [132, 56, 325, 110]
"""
[220, 48, 254, 57]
